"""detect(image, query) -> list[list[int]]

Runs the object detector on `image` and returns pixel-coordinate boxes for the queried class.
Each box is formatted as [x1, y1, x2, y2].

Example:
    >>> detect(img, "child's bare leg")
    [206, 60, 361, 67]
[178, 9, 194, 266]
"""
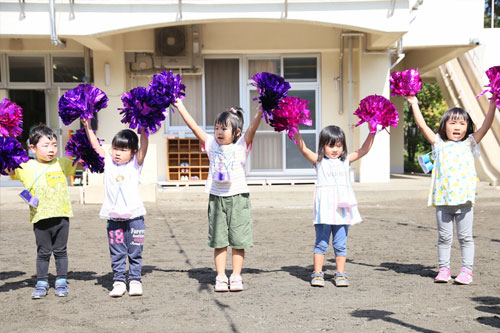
[231, 248, 245, 275]
[214, 247, 227, 275]
[313, 253, 325, 273]
[336, 255, 346, 273]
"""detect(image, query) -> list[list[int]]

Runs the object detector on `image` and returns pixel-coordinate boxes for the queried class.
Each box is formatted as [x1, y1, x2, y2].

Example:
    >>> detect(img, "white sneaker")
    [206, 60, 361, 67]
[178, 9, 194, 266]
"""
[214, 274, 229, 292]
[129, 280, 143, 296]
[109, 281, 127, 297]
[229, 274, 243, 292]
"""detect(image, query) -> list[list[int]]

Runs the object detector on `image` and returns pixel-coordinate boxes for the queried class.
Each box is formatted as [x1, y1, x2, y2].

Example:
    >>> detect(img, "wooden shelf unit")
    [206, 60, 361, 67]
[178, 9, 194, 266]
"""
[167, 138, 209, 182]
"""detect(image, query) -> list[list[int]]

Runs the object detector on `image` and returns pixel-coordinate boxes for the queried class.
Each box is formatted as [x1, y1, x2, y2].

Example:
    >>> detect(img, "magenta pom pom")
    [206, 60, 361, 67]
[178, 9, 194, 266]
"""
[58, 84, 109, 125]
[251, 72, 291, 123]
[271, 97, 313, 143]
[476, 65, 500, 109]
[390, 68, 422, 97]
[65, 128, 104, 173]
[0, 98, 23, 137]
[354, 95, 399, 134]
[0, 136, 29, 175]
[148, 70, 186, 109]
[119, 87, 166, 136]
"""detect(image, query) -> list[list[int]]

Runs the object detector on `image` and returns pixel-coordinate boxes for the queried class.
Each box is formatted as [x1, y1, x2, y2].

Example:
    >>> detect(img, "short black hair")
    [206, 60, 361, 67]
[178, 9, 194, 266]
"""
[437, 107, 475, 141]
[317, 125, 348, 162]
[111, 129, 139, 151]
[29, 124, 57, 146]
[214, 107, 244, 143]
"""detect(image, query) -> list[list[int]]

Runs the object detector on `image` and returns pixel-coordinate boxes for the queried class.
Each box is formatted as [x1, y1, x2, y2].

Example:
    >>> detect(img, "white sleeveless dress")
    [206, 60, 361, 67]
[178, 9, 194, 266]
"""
[313, 158, 362, 225]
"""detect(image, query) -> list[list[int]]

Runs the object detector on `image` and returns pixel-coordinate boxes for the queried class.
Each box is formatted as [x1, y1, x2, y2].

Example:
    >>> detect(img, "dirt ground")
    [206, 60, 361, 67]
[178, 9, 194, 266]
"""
[0, 174, 499, 332]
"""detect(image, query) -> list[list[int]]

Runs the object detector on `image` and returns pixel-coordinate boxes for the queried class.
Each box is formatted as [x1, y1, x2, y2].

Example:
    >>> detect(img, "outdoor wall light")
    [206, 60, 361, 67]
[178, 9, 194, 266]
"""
[104, 63, 111, 86]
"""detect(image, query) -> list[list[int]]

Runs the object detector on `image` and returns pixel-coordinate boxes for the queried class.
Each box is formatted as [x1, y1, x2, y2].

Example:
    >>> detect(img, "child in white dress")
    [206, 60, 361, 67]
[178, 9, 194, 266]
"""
[293, 124, 376, 287]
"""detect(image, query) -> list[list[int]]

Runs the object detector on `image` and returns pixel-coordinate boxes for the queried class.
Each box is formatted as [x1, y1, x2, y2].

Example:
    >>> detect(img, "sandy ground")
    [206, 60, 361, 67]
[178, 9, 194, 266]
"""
[0, 174, 499, 333]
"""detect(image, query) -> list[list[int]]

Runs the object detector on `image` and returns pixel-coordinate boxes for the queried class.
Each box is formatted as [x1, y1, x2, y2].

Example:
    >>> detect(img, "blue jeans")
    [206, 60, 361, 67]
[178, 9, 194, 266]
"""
[107, 217, 145, 282]
[314, 224, 349, 256]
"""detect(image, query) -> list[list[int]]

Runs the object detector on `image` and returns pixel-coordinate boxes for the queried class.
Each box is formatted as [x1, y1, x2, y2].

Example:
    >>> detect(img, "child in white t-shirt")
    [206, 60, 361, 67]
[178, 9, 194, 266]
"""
[82, 119, 148, 297]
[173, 99, 263, 292]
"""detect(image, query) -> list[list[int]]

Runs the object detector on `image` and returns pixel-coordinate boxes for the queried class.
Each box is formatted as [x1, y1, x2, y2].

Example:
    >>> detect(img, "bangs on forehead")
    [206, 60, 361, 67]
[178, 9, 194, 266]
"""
[326, 137, 342, 145]
[215, 118, 231, 128]
[449, 111, 466, 121]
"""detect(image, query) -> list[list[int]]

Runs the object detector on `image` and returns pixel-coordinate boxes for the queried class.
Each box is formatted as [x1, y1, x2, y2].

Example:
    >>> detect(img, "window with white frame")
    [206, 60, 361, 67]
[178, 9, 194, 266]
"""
[164, 55, 320, 174]
[8, 55, 46, 83]
[0, 54, 4, 88]
[249, 56, 319, 172]
[52, 56, 87, 83]
[4, 54, 89, 88]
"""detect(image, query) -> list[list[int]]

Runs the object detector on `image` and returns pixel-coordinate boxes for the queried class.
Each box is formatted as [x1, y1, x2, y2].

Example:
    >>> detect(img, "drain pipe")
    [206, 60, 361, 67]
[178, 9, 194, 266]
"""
[390, 38, 405, 70]
[49, 0, 66, 48]
[347, 36, 354, 154]
[339, 32, 403, 115]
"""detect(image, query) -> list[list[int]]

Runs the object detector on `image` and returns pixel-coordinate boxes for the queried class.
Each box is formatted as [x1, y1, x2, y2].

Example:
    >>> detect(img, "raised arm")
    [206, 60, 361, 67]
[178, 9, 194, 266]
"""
[293, 129, 317, 165]
[473, 97, 498, 143]
[244, 109, 263, 146]
[136, 127, 149, 166]
[349, 126, 375, 163]
[407, 95, 436, 144]
[82, 118, 106, 158]
[172, 99, 207, 146]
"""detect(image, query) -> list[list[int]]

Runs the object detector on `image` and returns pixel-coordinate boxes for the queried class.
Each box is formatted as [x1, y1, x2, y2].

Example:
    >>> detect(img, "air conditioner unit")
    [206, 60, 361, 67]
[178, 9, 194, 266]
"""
[153, 25, 201, 69]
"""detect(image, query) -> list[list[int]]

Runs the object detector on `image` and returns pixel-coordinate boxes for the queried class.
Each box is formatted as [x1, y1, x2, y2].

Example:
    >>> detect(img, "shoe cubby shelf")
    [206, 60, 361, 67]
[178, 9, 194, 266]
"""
[167, 138, 209, 182]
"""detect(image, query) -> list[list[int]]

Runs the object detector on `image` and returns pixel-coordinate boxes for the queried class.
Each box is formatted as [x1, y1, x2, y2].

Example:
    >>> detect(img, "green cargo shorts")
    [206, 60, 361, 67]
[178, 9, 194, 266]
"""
[207, 193, 253, 249]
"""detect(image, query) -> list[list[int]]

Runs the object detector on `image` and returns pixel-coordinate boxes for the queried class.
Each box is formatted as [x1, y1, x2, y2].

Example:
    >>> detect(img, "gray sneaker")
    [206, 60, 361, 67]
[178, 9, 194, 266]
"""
[334, 272, 349, 287]
[310, 271, 325, 287]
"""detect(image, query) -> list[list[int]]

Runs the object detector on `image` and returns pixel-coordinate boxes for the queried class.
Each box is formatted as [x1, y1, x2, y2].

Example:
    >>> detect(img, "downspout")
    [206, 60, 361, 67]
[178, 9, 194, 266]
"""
[338, 32, 404, 164]
[390, 38, 405, 70]
[49, 0, 66, 48]
[339, 32, 403, 116]
[339, 34, 344, 114]
[347, 36, 354, 154]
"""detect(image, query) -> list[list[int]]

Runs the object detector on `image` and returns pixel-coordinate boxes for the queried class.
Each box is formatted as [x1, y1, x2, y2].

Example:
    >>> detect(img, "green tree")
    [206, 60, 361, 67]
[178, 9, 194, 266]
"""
[484, 0, 500, 28]
[404, 82, 447, 172]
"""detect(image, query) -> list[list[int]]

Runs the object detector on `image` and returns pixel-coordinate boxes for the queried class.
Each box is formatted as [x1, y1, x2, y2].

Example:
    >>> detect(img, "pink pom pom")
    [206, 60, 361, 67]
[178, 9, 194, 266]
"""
[476, 65, 500, 109]
[390, 68, 422, 97]
[271, 96, 312, 143]
[354, 95, 399, 134]
[0, 98, 23, 137]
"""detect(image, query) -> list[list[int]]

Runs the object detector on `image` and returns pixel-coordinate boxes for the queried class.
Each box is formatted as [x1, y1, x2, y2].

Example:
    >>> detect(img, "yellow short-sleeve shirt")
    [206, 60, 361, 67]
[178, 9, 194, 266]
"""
[13, 158, 77, 223]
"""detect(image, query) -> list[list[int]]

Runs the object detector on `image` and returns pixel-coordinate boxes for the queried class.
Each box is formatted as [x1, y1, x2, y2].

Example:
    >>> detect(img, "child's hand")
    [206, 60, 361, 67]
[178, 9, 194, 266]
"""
[81, 118, 90, 127]
[406, 95, 418, 105]
[173, 98, 184, 109]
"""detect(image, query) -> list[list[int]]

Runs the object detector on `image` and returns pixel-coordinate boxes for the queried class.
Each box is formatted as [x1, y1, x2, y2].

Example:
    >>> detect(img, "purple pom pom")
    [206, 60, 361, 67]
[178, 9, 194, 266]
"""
[390, 68, 422, 97]
[148, 70, 186, 109]
[58, 84, 109, 125]
[119, 87, 166, 136]
[0, 98, 23, 137]
[0, 136, 29, 175]
[271, 97, 313, 143]
[65, 128, 104, 173]
[477, 65, 500, 109]
[251, 72, 291, 123]
[354, 95, 399, 134]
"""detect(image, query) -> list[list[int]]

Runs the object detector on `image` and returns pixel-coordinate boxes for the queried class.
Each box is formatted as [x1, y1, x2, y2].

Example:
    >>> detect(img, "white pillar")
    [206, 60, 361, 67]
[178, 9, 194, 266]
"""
[358, 53, 391, 182]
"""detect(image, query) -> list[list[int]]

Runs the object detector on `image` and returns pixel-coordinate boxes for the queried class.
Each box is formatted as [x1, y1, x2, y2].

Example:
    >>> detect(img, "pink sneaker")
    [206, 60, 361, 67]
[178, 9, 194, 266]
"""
[454, 268, 473, 285]
[434, 267, 451, 283]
